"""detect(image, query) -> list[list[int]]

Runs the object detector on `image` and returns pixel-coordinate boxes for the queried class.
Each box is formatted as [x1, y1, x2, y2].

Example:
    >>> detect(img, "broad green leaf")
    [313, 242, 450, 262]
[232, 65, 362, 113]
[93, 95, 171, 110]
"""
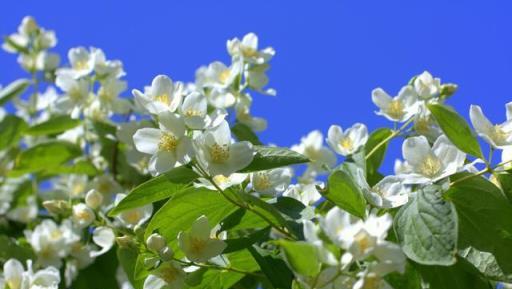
[495, 172, 512, 203]
[384, 261, 422, 289]
[117, 247, 145, 289]
[460, 247, 512, 282]
[272, 196, 312, 220]
[145, 187, 238, 240]
[445, 173, 512, 273]
[224, 227, 270, 254]
[364, 128, 392, 186]
[72, 248, 119, 289]
[278, 240, 321, 277]
[0, 235, 35, 262]
[427, 103, 483, 158]
[241, 146, 309, 172]
[0, 78, 30, 105]
[0, 115, 27, 150]
[394, 185, 458, 265]
[415, 258, 492, 289]
[323, 170, 366, 219]
[220, 208, 268, 232]
[38, 159, 98, 177]
[110, 166, 198, 216]
[14, 141, 81, 173]
[248, 246, 293, 289]
[231, 122, 263, 145]
[24, 115, 81, 136]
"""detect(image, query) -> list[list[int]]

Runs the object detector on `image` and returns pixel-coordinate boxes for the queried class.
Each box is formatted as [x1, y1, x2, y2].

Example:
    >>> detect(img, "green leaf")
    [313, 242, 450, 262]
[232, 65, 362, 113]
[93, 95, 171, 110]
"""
[13, 141, 81, 173]
[427, 103, 483, 158]
[384, 261, 422, 289]
[241, 146, 309, 172]
[394, 185, 458, 265]
[460, 247, 512, 282]
[0, 235, 35, 262]
[24, 115, 81, 136]
[72, 248, 120, 289]
[224, 227, 270, 254]
[495, 172, 512, 203]
[278, 240, 321, 277]
[109, 166, 198, 216]
[0, 79, 30, 106]
[145, 187, 238, 241]
[323, 170, 366, 219]
[231, 122, 263, 145]
[38, 159, 98, 177]
[415, 258, 492, 289]
[0, 115, 27, 151]
[364, 128, 392, 186]
[445, 174, 512, 274]
[248, 246, 293, 289]
[117, 247, 145, 289]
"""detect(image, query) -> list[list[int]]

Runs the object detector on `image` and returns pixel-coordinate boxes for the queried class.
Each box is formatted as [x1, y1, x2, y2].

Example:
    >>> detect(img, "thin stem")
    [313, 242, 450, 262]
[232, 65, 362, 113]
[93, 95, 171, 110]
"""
[365, 118, 414, 160]
[173, 258, 263, 278]
[450, 159, 512, 186]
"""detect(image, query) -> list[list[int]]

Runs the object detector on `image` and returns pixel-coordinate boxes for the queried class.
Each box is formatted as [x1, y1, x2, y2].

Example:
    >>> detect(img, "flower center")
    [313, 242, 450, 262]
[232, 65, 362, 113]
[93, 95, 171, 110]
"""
[339, 137, 353, 151]
[189, 237, 207, 255]
[122, 210, 142, 225]
[210, 144, 230, 163]
[184, 109, 203, 117]
[419, 154, 442, 178]
[354, 230, 373, 254]
[159, 133, 178, 152]
[386, 100, 404, 119]
[254, 174, 271, 191]
[155, 94, 171, 106]
[74, 60, 89, 70]
[361, 273, 381, 289]
[159, 266, 181, 284]
[213, 175, 229, 186]
[242, 47, 258, 58]
[50, 229, 62, 240]
[492, 125, 509, 144]
[218, 70, 231, 84]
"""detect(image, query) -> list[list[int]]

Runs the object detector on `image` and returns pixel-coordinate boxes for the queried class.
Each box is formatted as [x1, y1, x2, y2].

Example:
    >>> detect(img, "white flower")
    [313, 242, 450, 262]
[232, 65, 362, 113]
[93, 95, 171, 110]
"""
[194, 120, 254, 176]
[364, 176, 410, 208]
[195, 61, 241, 90]
[3, 16, 56, 54]
[195, 173, 247, 191]
[90, 226, 115, 258]
[56, 47, 97, 79]
[250, 168, 292, 196]
[227, 33, 275, 64]
[55, 73, 90, 117]
[303, 220, 338, 266]
[208, 88, 236, 109]
[85, 189, 103, 209]
[502, 146, 512, 170]
[7, 196, 37, 224]
[26, 219, 79, 268]
[235, 94, 267, 132]
[3, 259, 61, 289]
[133, 75, 184, 114]
[72, 203, 95, 228]
[93, 48, 125, 79]
[177, 215, 227, 263]
[292, 130, 336, 169]
[327, 123, 368, 156]
[97, 78, 131, 114]
[470, 103, 512, 148]
[413, 71, 441, 100]
[179, 92, 226, 129]
[283, 183, 322, 206]
[146, 233, 168, 253]
[246, 63, 276, 96]
[371, 86, 419, 122]
[413, 106, 442, 141]
[399, 135, 466, 184]
[143, 262, 185, 289]
[133, 111, 193, 175]
[114, 193, 153, 228]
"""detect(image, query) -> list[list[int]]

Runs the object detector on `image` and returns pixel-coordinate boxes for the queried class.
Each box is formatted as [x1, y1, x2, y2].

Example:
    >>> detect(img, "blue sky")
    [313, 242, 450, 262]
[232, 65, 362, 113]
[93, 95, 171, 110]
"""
[1, 0, 512, 170]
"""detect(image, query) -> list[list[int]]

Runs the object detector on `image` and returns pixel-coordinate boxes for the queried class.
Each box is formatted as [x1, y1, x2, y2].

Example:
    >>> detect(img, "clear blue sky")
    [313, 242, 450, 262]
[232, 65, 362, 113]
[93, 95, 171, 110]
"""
[1, 0, 512, 169]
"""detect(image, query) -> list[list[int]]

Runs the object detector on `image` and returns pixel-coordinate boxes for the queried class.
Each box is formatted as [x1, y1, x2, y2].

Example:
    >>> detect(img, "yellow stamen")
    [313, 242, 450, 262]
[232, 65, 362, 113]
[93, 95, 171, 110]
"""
[419, 154, 441, 178]
[155, 94, 171, 106]
[386, 100, 405, 120]
[159, 133, 178, 152]
[218, 69, 231, 84]
[339, 137, 353, 151]
[74, 60, 89, 70]
[210, 144, 229, 163]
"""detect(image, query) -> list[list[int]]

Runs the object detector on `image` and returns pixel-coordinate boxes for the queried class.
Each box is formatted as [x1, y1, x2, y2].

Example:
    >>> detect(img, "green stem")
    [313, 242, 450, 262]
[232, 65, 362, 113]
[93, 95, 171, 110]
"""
[450, 159, 512, 186]
[365, 118, 414, 160]
[173, 258, 263, 278]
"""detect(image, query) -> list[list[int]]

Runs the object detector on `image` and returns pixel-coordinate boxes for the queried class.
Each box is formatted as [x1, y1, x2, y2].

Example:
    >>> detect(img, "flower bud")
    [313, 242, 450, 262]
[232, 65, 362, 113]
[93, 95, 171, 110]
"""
[440, 83, 458, 99]
[146, 233, 167, 253]
[143, 256, 160, 269]
[72, 203, 95, 228]
[159, 247, 174, 261]
[116, 235, 135, 248]
[85, 189, 103, 209]
[21, 16, 38, 35]
[43, 200, 70, 215]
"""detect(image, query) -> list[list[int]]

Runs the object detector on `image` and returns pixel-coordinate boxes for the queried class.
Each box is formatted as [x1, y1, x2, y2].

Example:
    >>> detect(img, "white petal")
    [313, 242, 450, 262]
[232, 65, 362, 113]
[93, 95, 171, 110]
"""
[402, 136, 431, 167]
[371, 88, 391, 109]
[143, 275, 167, 289]
[469, 105, 494, 137]
[158, 112, 185, 137]
[133, 128, 162, 155]
[90, 226, 115, 258]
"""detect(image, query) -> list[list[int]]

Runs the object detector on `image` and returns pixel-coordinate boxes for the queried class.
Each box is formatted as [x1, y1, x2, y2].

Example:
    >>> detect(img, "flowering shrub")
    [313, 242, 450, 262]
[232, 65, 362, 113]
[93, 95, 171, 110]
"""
[1, 16, 512, 289]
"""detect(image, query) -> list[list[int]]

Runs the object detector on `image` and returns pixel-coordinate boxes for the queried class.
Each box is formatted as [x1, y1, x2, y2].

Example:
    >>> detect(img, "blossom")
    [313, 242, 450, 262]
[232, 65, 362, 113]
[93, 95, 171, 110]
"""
[195, 173, 247, 191]
[194, 120, 254, 176]
[133, 111, 193, 175]
[179, 92, 226, 130]
[250, 168, 292, 196]
[114, 193, 153, 228]
[371, 86, 419, 122]
[90, 226, 115, 258]
[97, 78, 131, 114]
[58, 47, 99, 78]
[235, 94, 267, 132]
[54, 73, 90, 117]
[413, 71, 441, 100]
[72, 203, 95, 228]
[3, 16, 56, 54]
[133, 75, 184, 114]
[3, 259, 61, 289]
[327, 123, 368, 156]
[177, 215, 227, 263]
[283, 183, 322, 206]
[364, 176, 410, 208]
[143, 262, 185, 289]
[292, 130, 336, 169]
[399, 135, 465, 184]
[470, 103, 512, 148]
[227, 33, 275, 64]
[195, 61, 241, 90]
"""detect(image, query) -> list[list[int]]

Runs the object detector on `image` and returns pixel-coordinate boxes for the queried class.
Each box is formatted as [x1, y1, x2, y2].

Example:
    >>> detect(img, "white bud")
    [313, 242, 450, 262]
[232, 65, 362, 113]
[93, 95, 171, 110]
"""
[21, 16, 38, 35]
[42, 200, 70, 215]
[72, 203, 95, 228]
[146, 233, 167, 252]
[159, 247, 174, 261]
[85, 189, 103, 209]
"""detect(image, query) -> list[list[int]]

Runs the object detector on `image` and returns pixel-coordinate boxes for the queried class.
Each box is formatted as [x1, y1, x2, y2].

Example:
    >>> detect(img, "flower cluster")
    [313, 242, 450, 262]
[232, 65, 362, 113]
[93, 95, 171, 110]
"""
[1, 16, 511, 289]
